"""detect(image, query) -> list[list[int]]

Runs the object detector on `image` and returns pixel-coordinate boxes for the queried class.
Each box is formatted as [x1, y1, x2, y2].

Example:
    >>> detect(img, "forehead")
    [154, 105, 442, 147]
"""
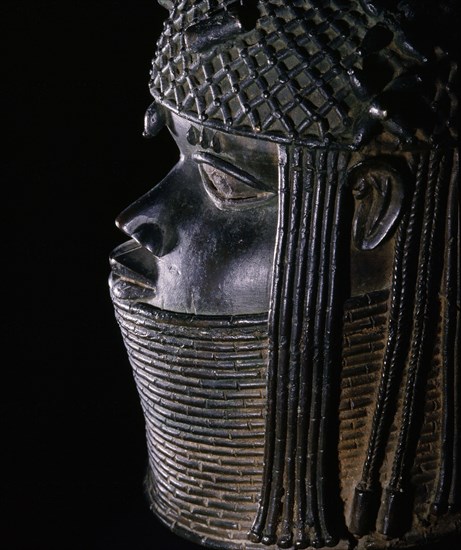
[167, 111, 279, 164]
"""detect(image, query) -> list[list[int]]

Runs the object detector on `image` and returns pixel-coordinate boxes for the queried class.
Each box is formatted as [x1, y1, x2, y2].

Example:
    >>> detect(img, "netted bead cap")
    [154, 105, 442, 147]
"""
[150, 0, 458, 148]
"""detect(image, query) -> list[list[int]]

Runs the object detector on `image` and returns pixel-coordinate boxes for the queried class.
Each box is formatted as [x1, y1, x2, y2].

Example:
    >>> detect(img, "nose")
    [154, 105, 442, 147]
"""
[127, 221, 174, 257]
[116, 189, 177, 258]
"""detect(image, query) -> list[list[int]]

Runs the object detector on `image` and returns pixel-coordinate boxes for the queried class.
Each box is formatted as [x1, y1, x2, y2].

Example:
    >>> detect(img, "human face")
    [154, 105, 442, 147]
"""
[110, 112, 279, 315]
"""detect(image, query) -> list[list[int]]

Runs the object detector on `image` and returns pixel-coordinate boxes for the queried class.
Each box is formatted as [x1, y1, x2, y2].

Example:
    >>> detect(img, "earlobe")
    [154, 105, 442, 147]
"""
[348, 158, 406, 250]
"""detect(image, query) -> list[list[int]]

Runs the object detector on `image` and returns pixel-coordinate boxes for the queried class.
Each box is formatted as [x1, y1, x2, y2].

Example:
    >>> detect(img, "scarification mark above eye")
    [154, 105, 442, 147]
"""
[187, 127, 222, 152]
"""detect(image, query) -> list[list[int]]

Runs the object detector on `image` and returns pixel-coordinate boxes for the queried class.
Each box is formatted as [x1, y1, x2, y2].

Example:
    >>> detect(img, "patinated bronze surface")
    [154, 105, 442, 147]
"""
[109, 1, 460, 548]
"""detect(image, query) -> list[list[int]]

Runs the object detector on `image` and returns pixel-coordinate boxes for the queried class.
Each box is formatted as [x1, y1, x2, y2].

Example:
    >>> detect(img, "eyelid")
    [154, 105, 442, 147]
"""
[192, 151, 274, 193]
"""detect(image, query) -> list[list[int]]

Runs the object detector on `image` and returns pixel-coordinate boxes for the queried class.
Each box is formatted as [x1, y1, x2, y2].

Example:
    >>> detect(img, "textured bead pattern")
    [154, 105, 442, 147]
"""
[149, 0, 457, 146]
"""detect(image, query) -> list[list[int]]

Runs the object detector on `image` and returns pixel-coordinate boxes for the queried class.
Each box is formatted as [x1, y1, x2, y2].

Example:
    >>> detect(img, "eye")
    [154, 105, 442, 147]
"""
[194, 152, 276, 210]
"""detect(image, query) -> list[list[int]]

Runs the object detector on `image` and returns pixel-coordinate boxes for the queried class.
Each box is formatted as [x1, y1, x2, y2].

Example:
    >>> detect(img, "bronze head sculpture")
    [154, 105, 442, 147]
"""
[109, 1, 460, 548]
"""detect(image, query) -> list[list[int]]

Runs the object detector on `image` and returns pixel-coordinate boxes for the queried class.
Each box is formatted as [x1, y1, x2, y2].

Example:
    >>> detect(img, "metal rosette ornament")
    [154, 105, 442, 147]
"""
[110, 1, 460, 549]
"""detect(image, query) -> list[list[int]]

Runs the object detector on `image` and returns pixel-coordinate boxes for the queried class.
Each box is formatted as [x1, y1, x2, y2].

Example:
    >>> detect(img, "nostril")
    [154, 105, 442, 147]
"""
[131, 223, 169, 257]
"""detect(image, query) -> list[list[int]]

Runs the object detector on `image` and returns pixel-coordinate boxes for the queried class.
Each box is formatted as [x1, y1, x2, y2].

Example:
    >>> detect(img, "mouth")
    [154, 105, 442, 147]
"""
[109, 240, 158, 301]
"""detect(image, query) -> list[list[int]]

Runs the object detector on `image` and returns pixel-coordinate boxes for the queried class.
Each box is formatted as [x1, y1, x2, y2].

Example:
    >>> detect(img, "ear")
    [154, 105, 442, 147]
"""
[348, 159, 406, 251]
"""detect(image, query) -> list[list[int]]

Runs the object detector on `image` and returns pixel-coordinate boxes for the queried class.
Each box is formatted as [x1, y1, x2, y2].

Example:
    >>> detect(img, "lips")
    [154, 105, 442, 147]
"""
[109, 240, 158, 302]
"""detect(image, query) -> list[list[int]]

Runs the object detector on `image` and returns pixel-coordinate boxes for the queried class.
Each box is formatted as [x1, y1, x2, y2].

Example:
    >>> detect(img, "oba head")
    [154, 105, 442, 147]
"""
[110, 0, 457, 315]
[109, 1, 459, 548]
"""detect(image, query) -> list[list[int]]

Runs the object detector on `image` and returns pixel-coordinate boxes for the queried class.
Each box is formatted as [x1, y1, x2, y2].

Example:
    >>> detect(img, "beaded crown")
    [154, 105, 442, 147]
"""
[150, 0, 458, 147]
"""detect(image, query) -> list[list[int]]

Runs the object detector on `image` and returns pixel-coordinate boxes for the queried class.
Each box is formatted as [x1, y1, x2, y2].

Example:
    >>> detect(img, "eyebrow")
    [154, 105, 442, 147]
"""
[193, 151, 274, 193]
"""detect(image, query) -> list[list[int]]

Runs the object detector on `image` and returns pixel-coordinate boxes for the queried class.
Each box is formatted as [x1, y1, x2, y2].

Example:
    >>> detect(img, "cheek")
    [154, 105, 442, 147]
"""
[176, 195, 278, 261]
[174, 201, 278, 310]
[152, 160, 278, 263]
[156, 188, 278, 315]
[219, 216, 277, 309]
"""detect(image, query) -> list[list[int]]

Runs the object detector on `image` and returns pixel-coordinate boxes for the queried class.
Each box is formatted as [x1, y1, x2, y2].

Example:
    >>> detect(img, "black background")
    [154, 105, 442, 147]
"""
[5, 1, 200, 549]
[4, 1, 460, 550]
